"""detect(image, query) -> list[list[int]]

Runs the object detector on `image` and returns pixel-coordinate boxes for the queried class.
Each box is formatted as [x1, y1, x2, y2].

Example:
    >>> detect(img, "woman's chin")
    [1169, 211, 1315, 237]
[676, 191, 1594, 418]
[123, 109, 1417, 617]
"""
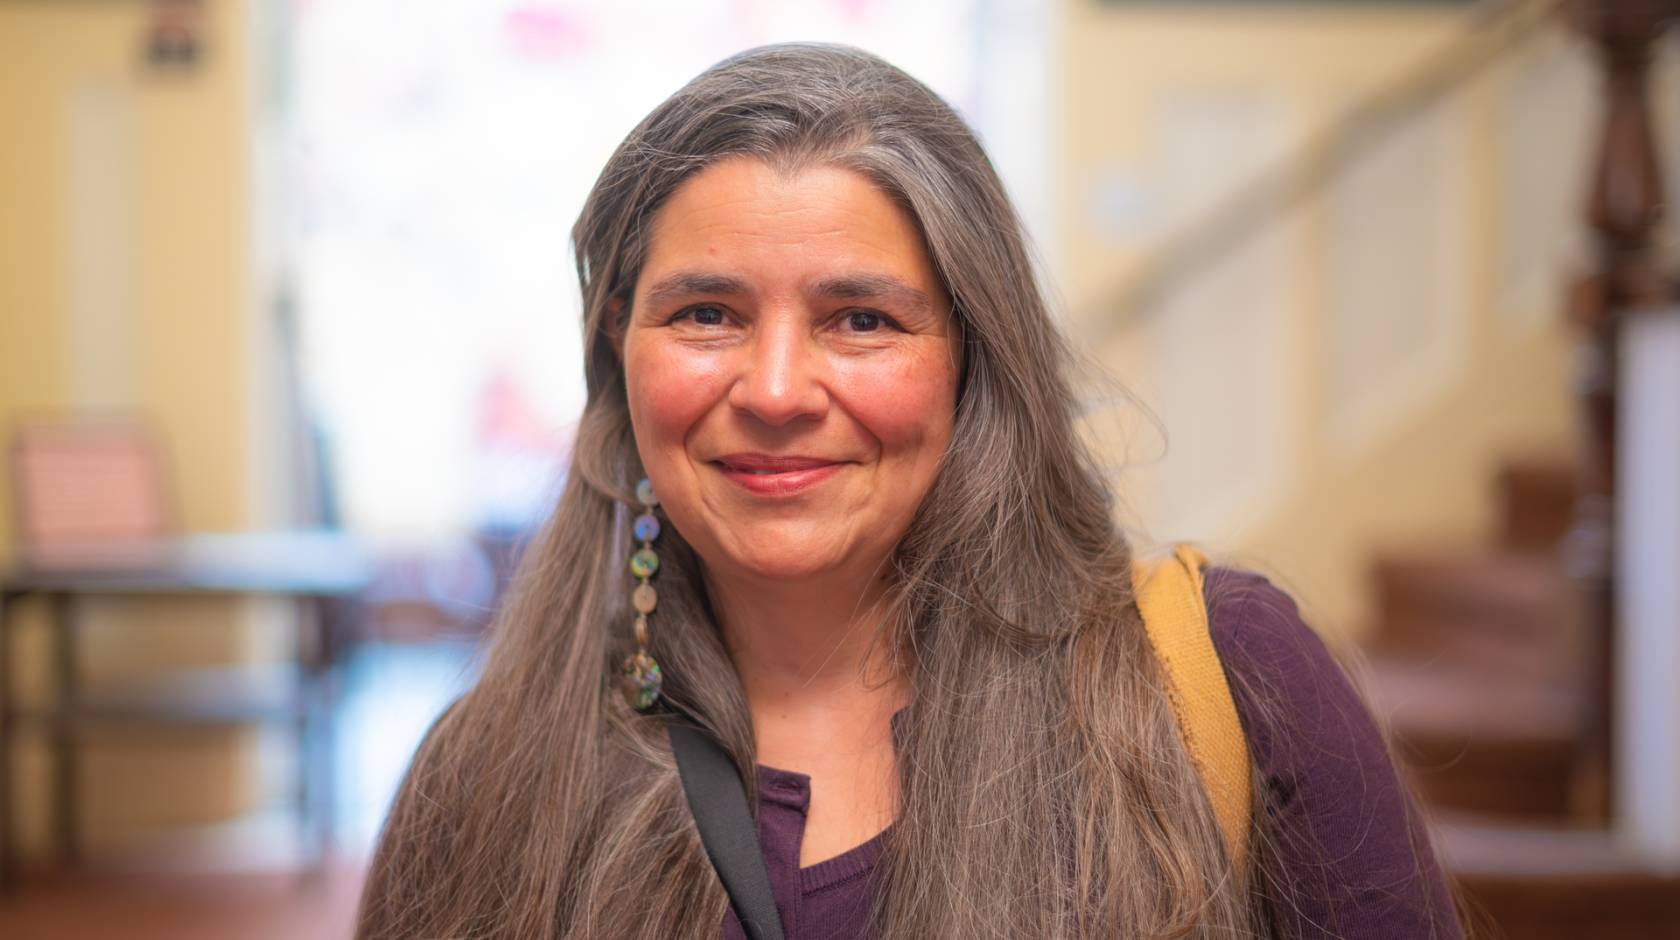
[710, 532, 863, 585]
[729, 549, 846, 583]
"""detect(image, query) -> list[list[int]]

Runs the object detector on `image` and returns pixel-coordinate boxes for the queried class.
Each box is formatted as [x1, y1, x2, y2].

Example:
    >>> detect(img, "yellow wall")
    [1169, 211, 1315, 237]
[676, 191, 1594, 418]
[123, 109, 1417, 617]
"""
[0, 0, 253, 537]
[1059, 2, 1578, 638]
[1058, 2, 1472, 306]
[0, 0, 262, 861]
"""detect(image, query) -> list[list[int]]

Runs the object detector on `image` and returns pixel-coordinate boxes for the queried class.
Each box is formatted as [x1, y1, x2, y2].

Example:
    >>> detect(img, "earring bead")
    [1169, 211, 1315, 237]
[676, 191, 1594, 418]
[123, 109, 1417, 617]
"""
[620, 477, 665, 711]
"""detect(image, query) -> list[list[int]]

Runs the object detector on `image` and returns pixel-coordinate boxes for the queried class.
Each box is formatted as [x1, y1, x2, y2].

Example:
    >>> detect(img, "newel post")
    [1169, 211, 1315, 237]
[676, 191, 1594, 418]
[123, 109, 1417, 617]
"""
[1566, 0, 1680, 848]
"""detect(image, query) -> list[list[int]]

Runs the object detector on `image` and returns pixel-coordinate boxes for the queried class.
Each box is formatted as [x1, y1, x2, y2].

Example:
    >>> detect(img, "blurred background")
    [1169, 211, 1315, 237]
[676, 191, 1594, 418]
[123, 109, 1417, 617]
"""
[2, 0, 1678, 936]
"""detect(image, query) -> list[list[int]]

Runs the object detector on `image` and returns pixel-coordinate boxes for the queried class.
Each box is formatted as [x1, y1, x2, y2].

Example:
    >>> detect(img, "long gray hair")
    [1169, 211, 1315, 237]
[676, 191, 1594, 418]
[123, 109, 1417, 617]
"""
[357, 42, 1268, 938]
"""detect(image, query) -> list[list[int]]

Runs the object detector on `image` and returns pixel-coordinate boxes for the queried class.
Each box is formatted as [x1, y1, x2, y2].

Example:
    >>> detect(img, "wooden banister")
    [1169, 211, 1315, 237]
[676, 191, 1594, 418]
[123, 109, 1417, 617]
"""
[1564, 0, 1680, 821]
[1085, 0, 1567, 341]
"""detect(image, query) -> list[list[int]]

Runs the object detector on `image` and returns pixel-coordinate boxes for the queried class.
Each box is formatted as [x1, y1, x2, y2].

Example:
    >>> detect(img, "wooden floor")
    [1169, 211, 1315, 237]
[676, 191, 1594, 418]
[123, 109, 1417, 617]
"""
[3, 851, 1674, 939]
[0, 641, 467, 940]
[0, 862, 364, 940]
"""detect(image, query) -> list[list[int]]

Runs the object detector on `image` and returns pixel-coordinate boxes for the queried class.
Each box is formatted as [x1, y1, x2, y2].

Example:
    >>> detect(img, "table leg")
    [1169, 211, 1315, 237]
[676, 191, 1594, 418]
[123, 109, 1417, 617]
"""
[319, 596, 341, 870]
[0, 591, 17, 890]
[297, 594, 338, 876]
[50, 592, 78, 866]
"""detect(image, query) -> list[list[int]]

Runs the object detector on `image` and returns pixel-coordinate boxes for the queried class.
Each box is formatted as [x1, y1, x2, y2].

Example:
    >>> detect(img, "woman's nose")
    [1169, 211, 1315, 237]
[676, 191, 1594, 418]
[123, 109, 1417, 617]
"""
[726, 316, 829, 427]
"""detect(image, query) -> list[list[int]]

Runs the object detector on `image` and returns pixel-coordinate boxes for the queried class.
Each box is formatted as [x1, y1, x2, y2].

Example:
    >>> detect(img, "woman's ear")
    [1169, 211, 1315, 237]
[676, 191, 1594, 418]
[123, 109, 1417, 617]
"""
[605, 296, 628, 360]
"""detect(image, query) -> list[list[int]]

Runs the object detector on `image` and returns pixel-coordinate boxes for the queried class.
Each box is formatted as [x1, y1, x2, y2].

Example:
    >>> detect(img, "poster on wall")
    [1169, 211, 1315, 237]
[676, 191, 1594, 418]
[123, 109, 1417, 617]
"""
[146, 0, 205, 70]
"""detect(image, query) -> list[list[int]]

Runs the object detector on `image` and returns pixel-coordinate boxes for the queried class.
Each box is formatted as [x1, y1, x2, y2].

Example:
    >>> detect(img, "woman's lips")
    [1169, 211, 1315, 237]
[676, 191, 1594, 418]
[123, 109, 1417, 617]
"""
[711, 454, 848, 496]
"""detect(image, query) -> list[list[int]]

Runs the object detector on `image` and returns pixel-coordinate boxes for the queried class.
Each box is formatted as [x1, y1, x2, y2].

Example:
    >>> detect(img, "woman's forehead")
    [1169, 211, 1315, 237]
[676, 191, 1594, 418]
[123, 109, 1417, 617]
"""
[636, 157, 946, 301]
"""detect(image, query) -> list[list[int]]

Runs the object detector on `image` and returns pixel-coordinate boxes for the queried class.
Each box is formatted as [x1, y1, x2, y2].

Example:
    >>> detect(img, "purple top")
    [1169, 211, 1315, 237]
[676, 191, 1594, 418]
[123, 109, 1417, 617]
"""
[721, 567, 1463, 939]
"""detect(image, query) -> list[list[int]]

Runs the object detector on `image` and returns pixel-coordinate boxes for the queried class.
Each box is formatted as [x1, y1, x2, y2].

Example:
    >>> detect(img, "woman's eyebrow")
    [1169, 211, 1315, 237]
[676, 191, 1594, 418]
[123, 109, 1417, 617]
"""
[641, 269, 933, 315]
[641, 270, 751, 307]
[810, 273, 932, 314]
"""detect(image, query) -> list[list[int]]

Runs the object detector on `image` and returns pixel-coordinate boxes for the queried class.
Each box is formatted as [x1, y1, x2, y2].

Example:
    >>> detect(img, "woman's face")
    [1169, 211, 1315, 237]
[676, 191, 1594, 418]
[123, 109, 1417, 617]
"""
[621, 156, 960, 588]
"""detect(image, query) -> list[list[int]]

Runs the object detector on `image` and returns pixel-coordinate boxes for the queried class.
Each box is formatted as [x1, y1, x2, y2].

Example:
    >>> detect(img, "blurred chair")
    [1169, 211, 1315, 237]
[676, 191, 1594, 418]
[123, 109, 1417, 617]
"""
[0, 415, 370, 888]
[9, 417, 173, 566]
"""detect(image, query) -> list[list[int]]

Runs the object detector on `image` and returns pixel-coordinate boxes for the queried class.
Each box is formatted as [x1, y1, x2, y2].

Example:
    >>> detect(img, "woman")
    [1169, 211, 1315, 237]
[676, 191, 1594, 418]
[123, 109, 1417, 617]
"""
[357, 43, 1463, 939]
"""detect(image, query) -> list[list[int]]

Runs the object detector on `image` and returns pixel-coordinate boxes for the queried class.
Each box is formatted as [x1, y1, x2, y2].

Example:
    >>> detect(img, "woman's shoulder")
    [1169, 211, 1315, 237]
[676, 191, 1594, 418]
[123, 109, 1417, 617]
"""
[1200, 565, 1359, 737]
[1198, 564, 1464, 939]
[1198, 565, 1380, 815]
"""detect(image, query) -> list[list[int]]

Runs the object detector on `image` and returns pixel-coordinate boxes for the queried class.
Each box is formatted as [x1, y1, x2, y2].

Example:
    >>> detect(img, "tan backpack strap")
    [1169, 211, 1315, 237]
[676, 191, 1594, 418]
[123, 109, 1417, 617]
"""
[1131, 543, 1252, 866]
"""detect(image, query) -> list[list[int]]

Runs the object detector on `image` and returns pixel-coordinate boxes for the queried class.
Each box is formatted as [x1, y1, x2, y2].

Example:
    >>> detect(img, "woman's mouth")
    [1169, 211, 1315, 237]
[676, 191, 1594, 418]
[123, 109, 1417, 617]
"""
[711, 454, 848, 496]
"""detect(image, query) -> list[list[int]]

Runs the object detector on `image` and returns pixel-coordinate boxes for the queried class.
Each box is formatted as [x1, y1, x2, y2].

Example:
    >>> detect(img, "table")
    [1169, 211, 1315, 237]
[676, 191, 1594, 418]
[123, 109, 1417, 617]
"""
[0, 531, 372, 888]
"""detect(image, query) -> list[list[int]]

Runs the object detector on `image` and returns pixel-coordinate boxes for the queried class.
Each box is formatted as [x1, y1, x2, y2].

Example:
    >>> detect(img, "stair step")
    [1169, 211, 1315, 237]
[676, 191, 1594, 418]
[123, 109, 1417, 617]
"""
[1369, 659, 1579, 821]
[1496, 457, 1579, 553]
[1372, 550, 1579, 682]
[1435, 815, 1680, 939]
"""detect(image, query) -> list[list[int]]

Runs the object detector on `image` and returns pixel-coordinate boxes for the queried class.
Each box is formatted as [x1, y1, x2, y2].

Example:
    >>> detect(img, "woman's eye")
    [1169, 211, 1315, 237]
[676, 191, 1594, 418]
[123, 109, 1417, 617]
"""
[844, 311, 883, 332]
[677, 304, 726, 326]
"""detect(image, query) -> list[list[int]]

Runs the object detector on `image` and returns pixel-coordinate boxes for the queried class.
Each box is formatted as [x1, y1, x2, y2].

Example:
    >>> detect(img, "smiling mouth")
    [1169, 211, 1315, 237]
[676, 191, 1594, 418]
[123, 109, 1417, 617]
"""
[713, 454, 842, 473]
[710, 454, 848, 495]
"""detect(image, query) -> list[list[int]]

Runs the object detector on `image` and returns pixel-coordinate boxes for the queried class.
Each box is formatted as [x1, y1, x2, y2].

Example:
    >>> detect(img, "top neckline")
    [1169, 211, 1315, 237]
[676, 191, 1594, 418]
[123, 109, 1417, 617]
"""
[743, 704, 910, 890]
[753, 762, 894, 892]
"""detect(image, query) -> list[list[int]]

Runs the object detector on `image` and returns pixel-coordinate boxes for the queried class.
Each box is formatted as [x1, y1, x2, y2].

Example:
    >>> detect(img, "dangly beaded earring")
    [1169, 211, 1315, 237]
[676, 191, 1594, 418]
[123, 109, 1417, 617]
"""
[620, 477, 664, 711]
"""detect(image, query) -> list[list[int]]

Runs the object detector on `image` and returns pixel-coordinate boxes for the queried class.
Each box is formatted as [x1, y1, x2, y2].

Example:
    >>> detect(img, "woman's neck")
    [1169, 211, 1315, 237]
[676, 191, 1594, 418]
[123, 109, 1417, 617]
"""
[703, 562, 909, 765]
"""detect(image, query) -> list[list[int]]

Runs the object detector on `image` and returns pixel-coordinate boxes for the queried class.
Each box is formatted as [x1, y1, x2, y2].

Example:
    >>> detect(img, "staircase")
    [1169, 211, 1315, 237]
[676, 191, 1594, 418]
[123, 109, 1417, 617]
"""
[1073, 1, 1680, 934]
[1365, 457, 1680, 936]
[1368, 460, 1580, 822]
[1360, 0, 1680, 925]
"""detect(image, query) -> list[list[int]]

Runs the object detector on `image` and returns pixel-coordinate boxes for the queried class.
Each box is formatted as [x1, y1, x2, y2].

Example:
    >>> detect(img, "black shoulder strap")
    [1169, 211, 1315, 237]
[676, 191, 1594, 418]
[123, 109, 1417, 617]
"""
[666, 720, 787, 940]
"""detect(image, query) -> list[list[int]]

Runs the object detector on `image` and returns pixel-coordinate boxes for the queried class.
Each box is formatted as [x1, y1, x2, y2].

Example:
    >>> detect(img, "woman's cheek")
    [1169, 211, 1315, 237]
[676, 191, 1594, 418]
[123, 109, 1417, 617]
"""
[831, 352, 957, 452]
[626, 341, 727, 445]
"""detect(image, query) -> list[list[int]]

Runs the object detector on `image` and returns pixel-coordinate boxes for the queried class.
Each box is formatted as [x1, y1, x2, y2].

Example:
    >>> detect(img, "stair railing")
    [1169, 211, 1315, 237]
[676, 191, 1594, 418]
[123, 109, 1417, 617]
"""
[1086, 0, 1567, 345]
[1564, 0, 1680, 828]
